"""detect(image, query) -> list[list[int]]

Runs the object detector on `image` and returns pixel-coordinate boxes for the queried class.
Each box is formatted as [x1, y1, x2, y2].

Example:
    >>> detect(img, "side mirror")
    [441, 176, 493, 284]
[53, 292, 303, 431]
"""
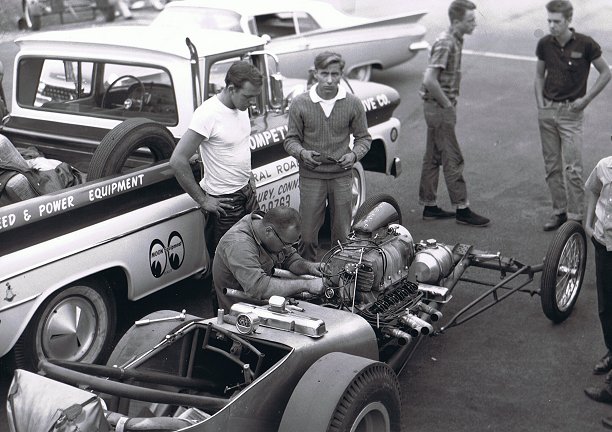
[269, 72, 284, 110]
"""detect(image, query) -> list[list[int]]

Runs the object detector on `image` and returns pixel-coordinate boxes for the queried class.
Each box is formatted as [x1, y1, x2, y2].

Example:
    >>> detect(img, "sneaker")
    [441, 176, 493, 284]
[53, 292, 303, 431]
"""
[422, 205, 455, 220]
[456, 208, 490, 227]
[543, 213, 567, 231]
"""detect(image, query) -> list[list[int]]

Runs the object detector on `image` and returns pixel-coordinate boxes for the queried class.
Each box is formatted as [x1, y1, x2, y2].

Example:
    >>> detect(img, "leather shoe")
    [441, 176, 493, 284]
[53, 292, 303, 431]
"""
[423, 206, 455, 220]
[543, 213, 567, 231]
[584, 386, 612, 404]
[594, 353, 612, 375]
[604, 417, 612, 430]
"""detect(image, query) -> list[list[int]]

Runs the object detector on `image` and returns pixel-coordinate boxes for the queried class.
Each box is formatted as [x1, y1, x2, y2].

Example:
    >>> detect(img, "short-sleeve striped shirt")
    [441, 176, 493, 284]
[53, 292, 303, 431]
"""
[420, 30, 463, 101]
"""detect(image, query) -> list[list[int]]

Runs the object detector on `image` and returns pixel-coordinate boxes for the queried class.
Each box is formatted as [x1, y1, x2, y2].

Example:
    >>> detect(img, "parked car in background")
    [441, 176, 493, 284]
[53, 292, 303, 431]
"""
[151, 0, 430, 81]
[2, 0, 116, 31]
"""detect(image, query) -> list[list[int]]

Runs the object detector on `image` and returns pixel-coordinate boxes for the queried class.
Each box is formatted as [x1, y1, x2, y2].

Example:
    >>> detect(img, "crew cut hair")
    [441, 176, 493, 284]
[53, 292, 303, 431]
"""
[263, 206, 301, 231]
[448, 0, 477, 23]
[225, 61, 263, 89]
[546, 0, 573, 20]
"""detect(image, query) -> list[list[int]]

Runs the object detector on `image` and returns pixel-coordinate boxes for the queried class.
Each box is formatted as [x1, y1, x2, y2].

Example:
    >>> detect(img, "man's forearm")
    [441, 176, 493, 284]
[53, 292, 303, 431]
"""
[534, 77, 545, 107]
[171, 159, 207, 206]
[585, 71, 611, 104]
[263, 277, 318, 299]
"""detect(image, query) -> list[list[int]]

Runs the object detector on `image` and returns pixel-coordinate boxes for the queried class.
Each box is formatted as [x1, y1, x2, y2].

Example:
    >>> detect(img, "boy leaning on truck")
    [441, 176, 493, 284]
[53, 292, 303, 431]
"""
[170, 61, 263, 258]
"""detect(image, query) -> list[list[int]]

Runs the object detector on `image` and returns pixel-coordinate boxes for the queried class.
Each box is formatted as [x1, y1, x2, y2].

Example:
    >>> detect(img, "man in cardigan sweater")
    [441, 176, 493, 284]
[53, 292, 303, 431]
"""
[284, 52, 372, 261]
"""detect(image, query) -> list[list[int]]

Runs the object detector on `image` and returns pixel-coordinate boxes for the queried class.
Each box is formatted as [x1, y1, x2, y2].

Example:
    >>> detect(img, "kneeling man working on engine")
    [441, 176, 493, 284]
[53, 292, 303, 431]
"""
[213, 206, 326, 310]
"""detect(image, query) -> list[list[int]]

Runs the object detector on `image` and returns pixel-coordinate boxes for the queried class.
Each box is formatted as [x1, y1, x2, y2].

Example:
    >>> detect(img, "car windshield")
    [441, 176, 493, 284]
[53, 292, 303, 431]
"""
[153, 7, 242, 32]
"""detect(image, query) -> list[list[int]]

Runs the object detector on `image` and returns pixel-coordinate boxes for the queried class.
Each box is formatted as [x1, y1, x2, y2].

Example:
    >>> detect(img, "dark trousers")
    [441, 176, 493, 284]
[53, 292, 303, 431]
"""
[593, 237, 612, 352]
[205, 181, 259, 257]
[418, 100, 468, 208]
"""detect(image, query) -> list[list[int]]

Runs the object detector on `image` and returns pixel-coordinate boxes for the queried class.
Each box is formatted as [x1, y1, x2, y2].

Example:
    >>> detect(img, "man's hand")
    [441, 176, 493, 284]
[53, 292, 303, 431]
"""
[570, 97, 588, 112]
[306, 277, 326, 296]
[306, 261, 323, 277]
[199, 195, 234, 217]
[301, 150, 322, 170]
[337, 152, 356, 170]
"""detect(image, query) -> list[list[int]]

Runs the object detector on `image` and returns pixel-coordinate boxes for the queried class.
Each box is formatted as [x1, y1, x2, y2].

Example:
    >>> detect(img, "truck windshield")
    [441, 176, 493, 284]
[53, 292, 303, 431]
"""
[17, 58, 178, 125]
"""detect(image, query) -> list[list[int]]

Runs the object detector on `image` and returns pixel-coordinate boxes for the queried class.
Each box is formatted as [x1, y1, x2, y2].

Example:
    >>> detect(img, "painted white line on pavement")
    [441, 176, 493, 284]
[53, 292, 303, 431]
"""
[463, 49, 536, 62]
[464, 49, 612, 69]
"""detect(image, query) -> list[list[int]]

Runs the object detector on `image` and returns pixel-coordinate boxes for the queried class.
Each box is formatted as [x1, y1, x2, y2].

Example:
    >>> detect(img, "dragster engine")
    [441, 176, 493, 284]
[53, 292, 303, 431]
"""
[320, 198, 455, 348]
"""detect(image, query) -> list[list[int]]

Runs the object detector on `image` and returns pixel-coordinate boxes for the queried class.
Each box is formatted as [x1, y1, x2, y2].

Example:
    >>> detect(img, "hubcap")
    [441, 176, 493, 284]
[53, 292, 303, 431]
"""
[349, 402, 391, 432]
[555, 232, 584, 312]
[41, 297, 97, 361]
[351, 169, 363, 218]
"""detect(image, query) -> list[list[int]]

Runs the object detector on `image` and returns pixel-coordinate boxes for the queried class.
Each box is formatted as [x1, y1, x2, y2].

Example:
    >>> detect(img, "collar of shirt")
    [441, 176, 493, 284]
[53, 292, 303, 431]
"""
[552, 28, 576, 47]
[448, 28, 464, 43]
[309, 83, 347, 104]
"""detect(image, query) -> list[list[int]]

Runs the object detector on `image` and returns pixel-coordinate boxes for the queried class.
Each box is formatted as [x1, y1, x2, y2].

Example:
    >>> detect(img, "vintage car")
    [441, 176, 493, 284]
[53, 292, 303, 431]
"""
[5, 195, 587, 432]
[150, 0, 430, 81]
[2, 0, 117, 31]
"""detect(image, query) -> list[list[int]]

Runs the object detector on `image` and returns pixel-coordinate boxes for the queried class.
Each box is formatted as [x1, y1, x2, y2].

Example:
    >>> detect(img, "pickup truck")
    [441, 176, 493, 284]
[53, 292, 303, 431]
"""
[0, 25, 402, 371]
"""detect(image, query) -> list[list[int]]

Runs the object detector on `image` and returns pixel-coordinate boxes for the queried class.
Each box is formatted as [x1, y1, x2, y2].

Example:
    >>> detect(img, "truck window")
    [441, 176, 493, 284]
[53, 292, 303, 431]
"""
[19, 58, 178, 125]
[32, 59, 93, 106]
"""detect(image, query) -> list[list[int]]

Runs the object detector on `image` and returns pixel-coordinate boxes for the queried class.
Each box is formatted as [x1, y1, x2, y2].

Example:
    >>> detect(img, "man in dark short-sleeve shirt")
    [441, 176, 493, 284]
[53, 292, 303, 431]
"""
[534, 0, 610, 231]
[213, 206, 325, 311]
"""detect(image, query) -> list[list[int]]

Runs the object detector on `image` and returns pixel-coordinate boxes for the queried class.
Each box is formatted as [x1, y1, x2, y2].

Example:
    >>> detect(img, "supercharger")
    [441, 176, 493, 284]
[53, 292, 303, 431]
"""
[319, 199, 454, 347]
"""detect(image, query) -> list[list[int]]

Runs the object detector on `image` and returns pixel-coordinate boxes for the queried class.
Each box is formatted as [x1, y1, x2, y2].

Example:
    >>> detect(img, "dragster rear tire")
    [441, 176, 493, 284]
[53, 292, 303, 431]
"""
[278, 352, 402, 432]
[540, 221, 586, 323]
[353, 193, 402, 227]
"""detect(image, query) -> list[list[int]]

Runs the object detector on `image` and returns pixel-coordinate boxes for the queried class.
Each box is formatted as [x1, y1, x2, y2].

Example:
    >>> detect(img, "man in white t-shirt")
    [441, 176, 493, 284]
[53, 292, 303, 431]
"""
[170, 61, 263, 259]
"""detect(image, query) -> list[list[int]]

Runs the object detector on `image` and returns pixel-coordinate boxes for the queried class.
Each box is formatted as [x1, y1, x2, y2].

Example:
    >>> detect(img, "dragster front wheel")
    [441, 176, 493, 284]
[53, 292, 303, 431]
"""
[540, 221, 587, 323]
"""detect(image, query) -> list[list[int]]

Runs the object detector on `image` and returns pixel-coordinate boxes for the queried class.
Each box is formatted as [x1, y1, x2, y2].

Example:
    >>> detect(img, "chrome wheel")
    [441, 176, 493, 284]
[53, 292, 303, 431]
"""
[15, 279, 116, 370]
[40, 296, 98, 360]
[351, 164, 366, 219]
[541, 221, 586, 323]
[553, 232, 585, 312]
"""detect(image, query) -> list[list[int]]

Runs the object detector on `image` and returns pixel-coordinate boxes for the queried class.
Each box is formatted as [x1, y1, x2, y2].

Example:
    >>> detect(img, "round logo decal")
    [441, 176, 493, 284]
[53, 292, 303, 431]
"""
[149, 239, 167, 278]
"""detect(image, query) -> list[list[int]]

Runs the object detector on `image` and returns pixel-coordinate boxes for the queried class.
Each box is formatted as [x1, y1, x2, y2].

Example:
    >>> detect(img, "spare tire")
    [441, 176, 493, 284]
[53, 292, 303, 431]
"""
[88, 118, 175, 181]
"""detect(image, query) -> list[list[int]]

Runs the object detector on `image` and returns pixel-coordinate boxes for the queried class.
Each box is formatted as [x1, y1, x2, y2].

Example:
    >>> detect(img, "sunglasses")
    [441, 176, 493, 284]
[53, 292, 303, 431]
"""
[269, 225, 300, 248]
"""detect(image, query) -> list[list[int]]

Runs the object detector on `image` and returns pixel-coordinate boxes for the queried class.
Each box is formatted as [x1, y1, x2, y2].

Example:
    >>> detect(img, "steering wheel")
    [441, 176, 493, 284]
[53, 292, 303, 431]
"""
[101, 74, 145, 111]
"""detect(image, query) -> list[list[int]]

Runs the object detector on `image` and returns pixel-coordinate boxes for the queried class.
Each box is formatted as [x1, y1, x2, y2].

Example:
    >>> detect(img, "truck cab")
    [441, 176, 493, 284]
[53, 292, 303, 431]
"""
[0, 25, 402, 371]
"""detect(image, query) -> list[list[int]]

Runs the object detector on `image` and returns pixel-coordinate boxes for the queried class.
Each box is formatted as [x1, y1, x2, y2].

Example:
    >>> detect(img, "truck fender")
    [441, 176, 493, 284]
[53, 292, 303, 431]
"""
[88, 118, 175, 180]
[278, 352, 401, 432]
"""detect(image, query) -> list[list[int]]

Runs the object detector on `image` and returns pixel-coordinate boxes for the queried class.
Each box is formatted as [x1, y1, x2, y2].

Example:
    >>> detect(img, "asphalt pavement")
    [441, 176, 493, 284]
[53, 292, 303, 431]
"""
[2, 1, 612, 431]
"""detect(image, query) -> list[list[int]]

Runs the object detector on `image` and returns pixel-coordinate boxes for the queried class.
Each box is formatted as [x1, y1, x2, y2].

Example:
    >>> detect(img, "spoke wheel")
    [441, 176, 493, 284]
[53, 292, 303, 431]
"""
[540, 221, 586, 323]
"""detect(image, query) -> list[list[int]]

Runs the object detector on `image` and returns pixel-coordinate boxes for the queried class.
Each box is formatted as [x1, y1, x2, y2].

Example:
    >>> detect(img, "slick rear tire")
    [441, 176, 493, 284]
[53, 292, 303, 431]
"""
[87, 118, 175, 180]
[14, 277, 116, 371]
[540, 221, 586, 323]
[278, 352, 402, 432]
[353, 193, 402, 227]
